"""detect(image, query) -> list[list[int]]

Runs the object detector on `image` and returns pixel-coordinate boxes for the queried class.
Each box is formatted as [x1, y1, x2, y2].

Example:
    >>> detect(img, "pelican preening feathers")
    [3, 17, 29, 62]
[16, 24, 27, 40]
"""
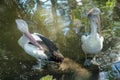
[15, 19, 64, 69]
[81, 8, 104, 65]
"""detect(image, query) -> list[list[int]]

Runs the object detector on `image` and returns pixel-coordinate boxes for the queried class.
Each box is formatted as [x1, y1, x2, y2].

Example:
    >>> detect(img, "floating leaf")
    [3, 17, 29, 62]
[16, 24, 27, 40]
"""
[40, 75, 53, 80]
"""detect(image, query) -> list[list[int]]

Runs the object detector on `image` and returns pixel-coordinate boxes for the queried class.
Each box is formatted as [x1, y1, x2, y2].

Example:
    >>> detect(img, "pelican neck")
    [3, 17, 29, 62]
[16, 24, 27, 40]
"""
[89, 18, 98, 35]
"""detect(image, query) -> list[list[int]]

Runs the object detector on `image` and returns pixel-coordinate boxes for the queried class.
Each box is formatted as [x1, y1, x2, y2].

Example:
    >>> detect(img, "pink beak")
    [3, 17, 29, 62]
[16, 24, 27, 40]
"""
[95, 15, 101, 35]
[24, 30, 43, 50]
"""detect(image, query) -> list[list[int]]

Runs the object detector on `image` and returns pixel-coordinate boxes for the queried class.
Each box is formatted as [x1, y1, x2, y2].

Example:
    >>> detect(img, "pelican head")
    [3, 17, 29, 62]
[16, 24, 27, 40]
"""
[16, 19, 42, 49]
[88, 8, 100, 16]
[16, 19, 29, 33]
[88, 8, 101, 34]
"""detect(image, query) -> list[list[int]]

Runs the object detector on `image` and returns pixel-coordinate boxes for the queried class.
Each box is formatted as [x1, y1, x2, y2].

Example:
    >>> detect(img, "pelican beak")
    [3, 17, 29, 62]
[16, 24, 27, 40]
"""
[95, 15, 101, 35]
[24, 31, 43, 50]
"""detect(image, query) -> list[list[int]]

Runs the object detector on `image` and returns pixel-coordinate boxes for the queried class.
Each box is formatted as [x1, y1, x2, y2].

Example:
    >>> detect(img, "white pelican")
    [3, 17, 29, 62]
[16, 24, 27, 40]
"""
[81, 8, 104, 66]
[15, 19, 64, 69]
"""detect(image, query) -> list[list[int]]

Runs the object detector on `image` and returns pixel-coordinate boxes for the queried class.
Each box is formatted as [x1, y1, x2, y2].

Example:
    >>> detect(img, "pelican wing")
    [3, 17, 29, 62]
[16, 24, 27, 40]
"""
[34, 33, 58, 52]
[34, 33, 64, 62]
[24, 43, 48, 60]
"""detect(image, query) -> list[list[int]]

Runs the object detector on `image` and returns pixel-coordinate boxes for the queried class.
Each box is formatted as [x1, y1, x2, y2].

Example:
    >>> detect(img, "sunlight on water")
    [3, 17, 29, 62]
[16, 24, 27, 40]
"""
[34, 0, 71, 39]
[40, 0, 52, 9]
